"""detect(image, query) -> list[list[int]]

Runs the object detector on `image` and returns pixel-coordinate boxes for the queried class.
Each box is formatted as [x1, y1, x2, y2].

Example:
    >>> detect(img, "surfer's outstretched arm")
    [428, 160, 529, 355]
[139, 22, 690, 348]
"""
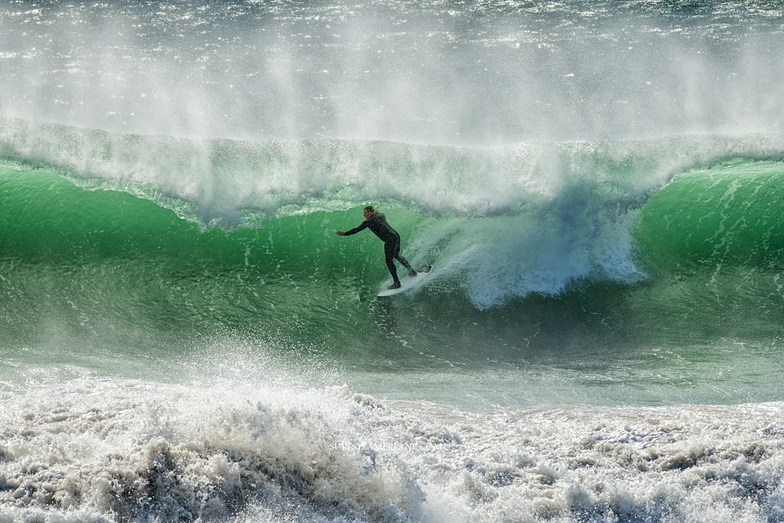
[337, 221, 369, 237]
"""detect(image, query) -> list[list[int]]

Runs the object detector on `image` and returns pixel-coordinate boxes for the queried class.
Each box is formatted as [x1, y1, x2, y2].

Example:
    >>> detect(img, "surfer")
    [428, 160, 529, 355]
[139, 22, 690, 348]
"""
[337, 206, 417, 289]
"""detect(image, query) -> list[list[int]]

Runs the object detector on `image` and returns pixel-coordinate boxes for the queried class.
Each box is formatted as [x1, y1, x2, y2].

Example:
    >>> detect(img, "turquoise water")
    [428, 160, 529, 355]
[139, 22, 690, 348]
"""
[3, 147, 784, 407]
[3, 0, 784, 521]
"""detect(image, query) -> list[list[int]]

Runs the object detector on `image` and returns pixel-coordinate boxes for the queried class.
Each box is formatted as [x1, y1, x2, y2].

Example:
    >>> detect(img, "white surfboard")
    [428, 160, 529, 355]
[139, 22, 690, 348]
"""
[377, 266, 433, 297]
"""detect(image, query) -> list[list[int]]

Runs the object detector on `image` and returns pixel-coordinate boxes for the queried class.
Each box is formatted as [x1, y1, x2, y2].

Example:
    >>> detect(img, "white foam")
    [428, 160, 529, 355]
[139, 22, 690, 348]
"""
[0, 374, 424, 522]
[1, 368, 783, 522]
[410, 203, 644, 308]
[4, 119, 784, 227]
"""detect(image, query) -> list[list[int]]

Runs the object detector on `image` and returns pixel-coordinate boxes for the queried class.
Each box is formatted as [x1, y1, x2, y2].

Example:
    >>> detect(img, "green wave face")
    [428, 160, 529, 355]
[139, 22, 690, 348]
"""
[632, 160, 784, 344]
[4, 156, 784, 380]
[637, 159, 784, 274]
[0, 164, 425, 366]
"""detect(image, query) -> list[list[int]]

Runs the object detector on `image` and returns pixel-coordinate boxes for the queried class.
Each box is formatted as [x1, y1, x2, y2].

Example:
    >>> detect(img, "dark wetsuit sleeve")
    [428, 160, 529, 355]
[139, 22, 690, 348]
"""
[343, 221, 369, 236]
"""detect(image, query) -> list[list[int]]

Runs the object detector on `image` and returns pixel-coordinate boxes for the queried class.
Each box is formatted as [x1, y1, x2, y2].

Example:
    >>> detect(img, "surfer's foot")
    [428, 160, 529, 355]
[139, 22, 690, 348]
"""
[389, 282, 401, 290]
[408, 270, 417, 277]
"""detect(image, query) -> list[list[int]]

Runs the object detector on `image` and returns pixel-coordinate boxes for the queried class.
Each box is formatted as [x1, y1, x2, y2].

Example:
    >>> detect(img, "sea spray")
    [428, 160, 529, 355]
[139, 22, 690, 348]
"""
[4, 1, 784, 521]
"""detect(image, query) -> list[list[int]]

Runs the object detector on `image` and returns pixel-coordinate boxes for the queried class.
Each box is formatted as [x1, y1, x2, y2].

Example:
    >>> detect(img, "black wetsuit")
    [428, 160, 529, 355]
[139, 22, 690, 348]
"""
[343, 213, 414, 283]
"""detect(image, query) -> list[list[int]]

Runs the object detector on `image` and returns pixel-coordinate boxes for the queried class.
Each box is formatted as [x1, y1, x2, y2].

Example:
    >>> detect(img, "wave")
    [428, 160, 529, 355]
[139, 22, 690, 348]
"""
[3, 119, 784, 358]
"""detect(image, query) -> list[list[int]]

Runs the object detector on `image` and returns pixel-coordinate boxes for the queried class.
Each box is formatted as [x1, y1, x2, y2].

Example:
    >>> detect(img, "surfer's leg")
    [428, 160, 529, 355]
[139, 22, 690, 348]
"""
[384, 241, 401, 286]
[392, 237, 416, 276]
[396, 254, 416, 276]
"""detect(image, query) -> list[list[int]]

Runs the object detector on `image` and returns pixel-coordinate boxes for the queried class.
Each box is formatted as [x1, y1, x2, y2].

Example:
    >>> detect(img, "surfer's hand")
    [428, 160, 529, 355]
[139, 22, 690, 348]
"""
[337, 231, 345, 236]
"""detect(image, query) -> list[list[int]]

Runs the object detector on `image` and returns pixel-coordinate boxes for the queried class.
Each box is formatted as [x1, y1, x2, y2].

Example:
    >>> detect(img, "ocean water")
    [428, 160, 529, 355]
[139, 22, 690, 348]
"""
[3, 1, 784, 522]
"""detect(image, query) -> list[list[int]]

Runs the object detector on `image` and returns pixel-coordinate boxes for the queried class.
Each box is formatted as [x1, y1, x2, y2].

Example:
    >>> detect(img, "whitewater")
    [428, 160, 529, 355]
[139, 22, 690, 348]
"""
[3, 1, 784, 522]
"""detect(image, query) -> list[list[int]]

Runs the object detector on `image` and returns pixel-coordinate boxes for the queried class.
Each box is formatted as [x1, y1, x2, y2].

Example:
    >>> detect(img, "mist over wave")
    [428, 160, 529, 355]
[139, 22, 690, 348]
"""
[2, 0, 784, 144]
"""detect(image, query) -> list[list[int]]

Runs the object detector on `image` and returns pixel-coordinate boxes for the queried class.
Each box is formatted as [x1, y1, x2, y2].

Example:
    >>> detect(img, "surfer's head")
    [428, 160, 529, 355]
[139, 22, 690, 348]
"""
[363, 205, 375, 220]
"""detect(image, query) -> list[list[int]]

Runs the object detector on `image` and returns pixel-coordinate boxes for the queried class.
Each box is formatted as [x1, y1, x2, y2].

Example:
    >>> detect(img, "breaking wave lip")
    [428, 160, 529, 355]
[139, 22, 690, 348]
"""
[3, 118, 784, 225]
